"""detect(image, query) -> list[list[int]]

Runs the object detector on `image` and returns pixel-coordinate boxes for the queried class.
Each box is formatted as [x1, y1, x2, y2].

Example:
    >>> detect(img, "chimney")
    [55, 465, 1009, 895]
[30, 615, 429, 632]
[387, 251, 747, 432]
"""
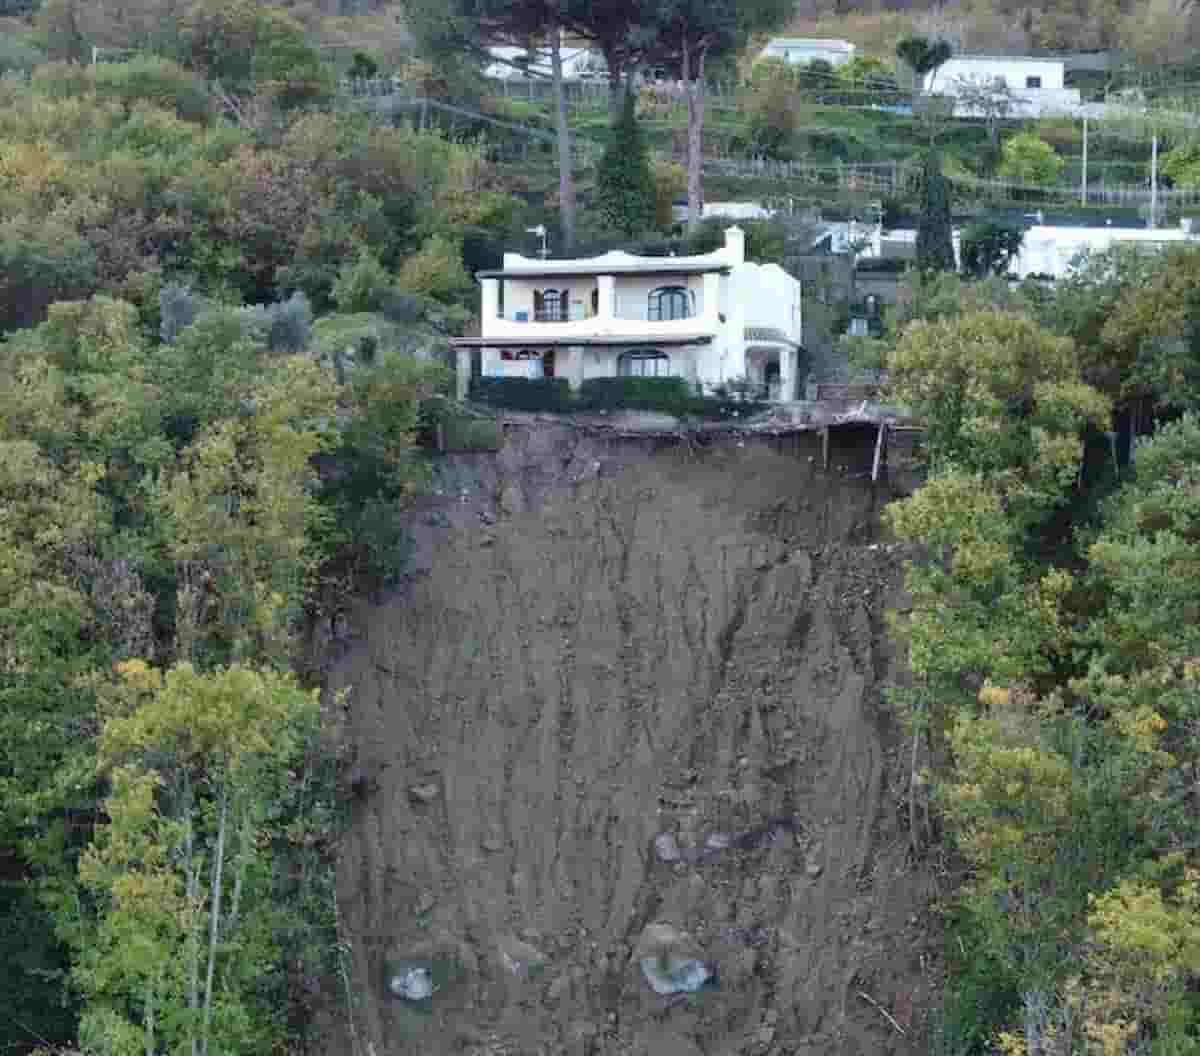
[724, 225, 746, 264]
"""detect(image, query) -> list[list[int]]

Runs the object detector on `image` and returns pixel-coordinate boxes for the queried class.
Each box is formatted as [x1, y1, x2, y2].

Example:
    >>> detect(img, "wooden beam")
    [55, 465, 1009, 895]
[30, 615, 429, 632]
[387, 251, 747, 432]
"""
[821, 426, 830, 471]
[871, 422, 887, 482]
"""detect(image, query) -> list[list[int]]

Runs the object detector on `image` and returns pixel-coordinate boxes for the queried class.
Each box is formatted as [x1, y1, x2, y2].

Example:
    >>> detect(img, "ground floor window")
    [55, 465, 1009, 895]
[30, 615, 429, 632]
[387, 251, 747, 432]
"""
[618, 349, 671, 377]
[500, 348, 556, 377]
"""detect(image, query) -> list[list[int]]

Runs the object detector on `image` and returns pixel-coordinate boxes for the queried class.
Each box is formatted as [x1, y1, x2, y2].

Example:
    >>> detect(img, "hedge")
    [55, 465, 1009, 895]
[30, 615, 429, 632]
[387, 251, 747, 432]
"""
[855, 257, 909, 274]
[468, 375, 769, 420]
[469, 377, 573, 412]
[577, 377, 695, 413]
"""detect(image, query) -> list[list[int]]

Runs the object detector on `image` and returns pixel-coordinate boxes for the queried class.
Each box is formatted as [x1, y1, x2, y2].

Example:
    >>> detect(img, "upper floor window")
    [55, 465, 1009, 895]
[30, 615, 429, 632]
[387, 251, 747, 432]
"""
[648, 286, 692, 321]
[534, 288, 568, 322]
[1026, 75, 1042, 89]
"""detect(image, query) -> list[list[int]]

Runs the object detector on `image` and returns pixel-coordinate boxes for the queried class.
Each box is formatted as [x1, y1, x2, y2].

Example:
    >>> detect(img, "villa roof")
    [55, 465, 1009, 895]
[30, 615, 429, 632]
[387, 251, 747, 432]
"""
[478, 248, 731, 280]
[764, 38, 855, 49]
[450, 334, 715, 348]
[744, 326, 800, 348]
[943, 53, 1066, 65]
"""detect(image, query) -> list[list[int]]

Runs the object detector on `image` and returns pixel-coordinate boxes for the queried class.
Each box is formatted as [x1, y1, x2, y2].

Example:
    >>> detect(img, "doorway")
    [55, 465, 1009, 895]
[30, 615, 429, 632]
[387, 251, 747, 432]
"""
[542, 349, 556, 377]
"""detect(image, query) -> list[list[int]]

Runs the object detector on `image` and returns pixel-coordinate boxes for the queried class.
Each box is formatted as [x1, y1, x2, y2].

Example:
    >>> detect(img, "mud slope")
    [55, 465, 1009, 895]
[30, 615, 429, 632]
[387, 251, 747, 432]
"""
[330, 423, 938, 1056]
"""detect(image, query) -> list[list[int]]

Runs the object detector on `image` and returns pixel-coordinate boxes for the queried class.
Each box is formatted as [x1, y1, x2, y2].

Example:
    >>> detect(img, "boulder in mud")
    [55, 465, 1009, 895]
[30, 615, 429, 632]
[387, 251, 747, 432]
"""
[634, 923, 712, 995]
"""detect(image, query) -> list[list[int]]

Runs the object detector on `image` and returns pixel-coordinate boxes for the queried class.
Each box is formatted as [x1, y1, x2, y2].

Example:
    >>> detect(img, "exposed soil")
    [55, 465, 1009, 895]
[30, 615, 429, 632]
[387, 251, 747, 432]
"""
[328, 422, 940, 1056]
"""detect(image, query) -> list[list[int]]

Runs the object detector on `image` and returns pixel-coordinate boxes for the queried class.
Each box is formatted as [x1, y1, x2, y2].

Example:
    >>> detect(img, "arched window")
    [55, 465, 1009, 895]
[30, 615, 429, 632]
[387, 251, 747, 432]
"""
[648, 286, 692, 321]
[618, 349, 671, 377]
[534, 288, 568, 321]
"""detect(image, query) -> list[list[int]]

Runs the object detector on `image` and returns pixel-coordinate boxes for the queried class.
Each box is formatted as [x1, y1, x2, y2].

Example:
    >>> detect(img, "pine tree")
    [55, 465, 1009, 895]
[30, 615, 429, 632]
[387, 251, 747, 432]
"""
[596, 93, 656, 238]
[916, 151, 956, 273]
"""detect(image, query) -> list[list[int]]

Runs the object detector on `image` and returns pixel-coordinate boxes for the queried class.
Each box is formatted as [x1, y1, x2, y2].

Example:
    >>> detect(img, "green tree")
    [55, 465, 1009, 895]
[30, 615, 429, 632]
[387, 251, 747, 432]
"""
[595, 93, 656, 237]
[916, 151, 956, 273]
[396, 233, 474, 309]
[76, 660, 321, 1056]
[643, 0, 791, 234]
[179, 0, 329, 108]
[1162, 141, 1200, 187]
[960, 220, 1024, 278]
[155, 358, 336, 666]
[895, 34, 952, 105]
[999, 132, 1065, 187]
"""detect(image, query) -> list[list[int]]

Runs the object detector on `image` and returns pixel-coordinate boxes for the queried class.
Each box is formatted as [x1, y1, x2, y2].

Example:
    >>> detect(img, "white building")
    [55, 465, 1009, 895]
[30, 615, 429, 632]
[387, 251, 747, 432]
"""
[670, 201, 776, 224]
[1014, 221, 1199, 278]
[928, 55, 1081, 118]
[759, 38, 857, 68]
[484, 44, 602, 81]
[452, 227, 804, 401]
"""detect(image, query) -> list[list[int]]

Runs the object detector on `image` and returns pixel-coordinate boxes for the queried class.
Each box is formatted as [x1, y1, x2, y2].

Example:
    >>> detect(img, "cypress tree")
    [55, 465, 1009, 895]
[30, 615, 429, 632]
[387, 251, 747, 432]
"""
[916, 151, 956, 273]
[595, 93, 656, 237]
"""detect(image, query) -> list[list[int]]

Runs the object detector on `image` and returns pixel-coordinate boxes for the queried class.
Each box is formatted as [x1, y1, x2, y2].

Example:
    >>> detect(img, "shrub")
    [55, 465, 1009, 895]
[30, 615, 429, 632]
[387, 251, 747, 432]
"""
[652, 160, 687, 232]
[419, 397, 503, 451]
[960, 221, 1024, 278]
[469, 377, 573, 412]
[159, 281, 203, 345]
[0, 36, 45, 75]
[396, 235, 473, 307]
[264, 292, 313, 355]
[578, 376, 695, 413]
[998, 132, 1064, 187]
[91, 57, 212, 123]
[240, 292, 313, 355]
[332, 250, 392, 314]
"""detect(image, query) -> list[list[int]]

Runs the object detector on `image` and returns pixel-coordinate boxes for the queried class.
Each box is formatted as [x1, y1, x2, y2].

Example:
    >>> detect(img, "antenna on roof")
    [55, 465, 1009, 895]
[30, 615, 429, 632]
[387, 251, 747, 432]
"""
[526, 225, 548, 259]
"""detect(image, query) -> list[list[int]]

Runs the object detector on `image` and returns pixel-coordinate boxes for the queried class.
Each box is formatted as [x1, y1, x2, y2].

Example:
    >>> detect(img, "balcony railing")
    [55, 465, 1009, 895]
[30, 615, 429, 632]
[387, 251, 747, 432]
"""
[501, 305, 703, 323]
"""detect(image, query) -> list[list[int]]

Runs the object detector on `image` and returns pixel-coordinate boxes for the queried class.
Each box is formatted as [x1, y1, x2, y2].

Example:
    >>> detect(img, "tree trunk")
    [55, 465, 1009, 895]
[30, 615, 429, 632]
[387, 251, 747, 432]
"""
[145, 984, 155, 1056]
[909, 716, 922, 857]
[603, 44, 626, 123]
[201, 785, 229, 1056]
[182, 776, 201, 1056]
[683, 40, 708, 236]
[227, 798, 252, 935]
[550, 20, 577, 251]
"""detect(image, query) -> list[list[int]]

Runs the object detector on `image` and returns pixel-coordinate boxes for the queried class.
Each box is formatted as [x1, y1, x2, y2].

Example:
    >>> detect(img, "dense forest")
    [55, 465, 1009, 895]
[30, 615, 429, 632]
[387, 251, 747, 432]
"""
[857, 259, 1200, 1054]
[3, 1, 1200, 1054]
[0, 24, 521, 1053]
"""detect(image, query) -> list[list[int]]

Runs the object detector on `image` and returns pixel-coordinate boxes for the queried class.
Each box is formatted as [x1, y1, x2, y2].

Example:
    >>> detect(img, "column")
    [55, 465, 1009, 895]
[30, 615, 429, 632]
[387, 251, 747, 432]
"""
[702, 272, 720, 323]
[564, 345, 585, 391]
[596, 275, 616, 320]
[779, 346, 796, 403]
[481, 278, 500, 320]
[455, 346, 472, 400]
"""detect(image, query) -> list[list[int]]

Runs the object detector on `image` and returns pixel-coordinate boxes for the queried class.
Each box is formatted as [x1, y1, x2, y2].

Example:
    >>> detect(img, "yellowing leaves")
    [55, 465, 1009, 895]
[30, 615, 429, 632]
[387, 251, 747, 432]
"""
[100, 662, 317, 772]
[0, 139, 71, 205]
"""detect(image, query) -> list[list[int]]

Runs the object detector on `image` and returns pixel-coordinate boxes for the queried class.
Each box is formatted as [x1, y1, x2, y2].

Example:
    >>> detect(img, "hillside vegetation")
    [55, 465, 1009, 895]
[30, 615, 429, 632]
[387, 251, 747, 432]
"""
[2, 4, 1200, 1055]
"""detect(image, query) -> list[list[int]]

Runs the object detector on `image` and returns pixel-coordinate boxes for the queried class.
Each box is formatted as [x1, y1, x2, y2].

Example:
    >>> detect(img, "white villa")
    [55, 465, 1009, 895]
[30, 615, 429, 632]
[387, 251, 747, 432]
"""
[927, 55, 1081, 118]
[452, 227, 804, 401]
[484, 44, 602, 81]
[1015, 221, 1200, 278]
[759, 38, 857, 68]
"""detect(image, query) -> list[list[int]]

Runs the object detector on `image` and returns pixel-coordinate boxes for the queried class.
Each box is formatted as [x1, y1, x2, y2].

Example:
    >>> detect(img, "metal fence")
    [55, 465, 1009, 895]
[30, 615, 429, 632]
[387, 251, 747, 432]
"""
[693, 154, 1200, 207]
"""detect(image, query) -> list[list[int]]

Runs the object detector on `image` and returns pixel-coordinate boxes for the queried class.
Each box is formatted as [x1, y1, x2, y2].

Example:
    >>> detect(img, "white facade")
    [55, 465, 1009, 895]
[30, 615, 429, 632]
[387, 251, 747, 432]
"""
[928, 56, 1081, 118]
[1014, 223, 1199, 279]
[759, 38, 856, 68]
[454, 227, 804, 401]
[484, 45, 602, 81]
